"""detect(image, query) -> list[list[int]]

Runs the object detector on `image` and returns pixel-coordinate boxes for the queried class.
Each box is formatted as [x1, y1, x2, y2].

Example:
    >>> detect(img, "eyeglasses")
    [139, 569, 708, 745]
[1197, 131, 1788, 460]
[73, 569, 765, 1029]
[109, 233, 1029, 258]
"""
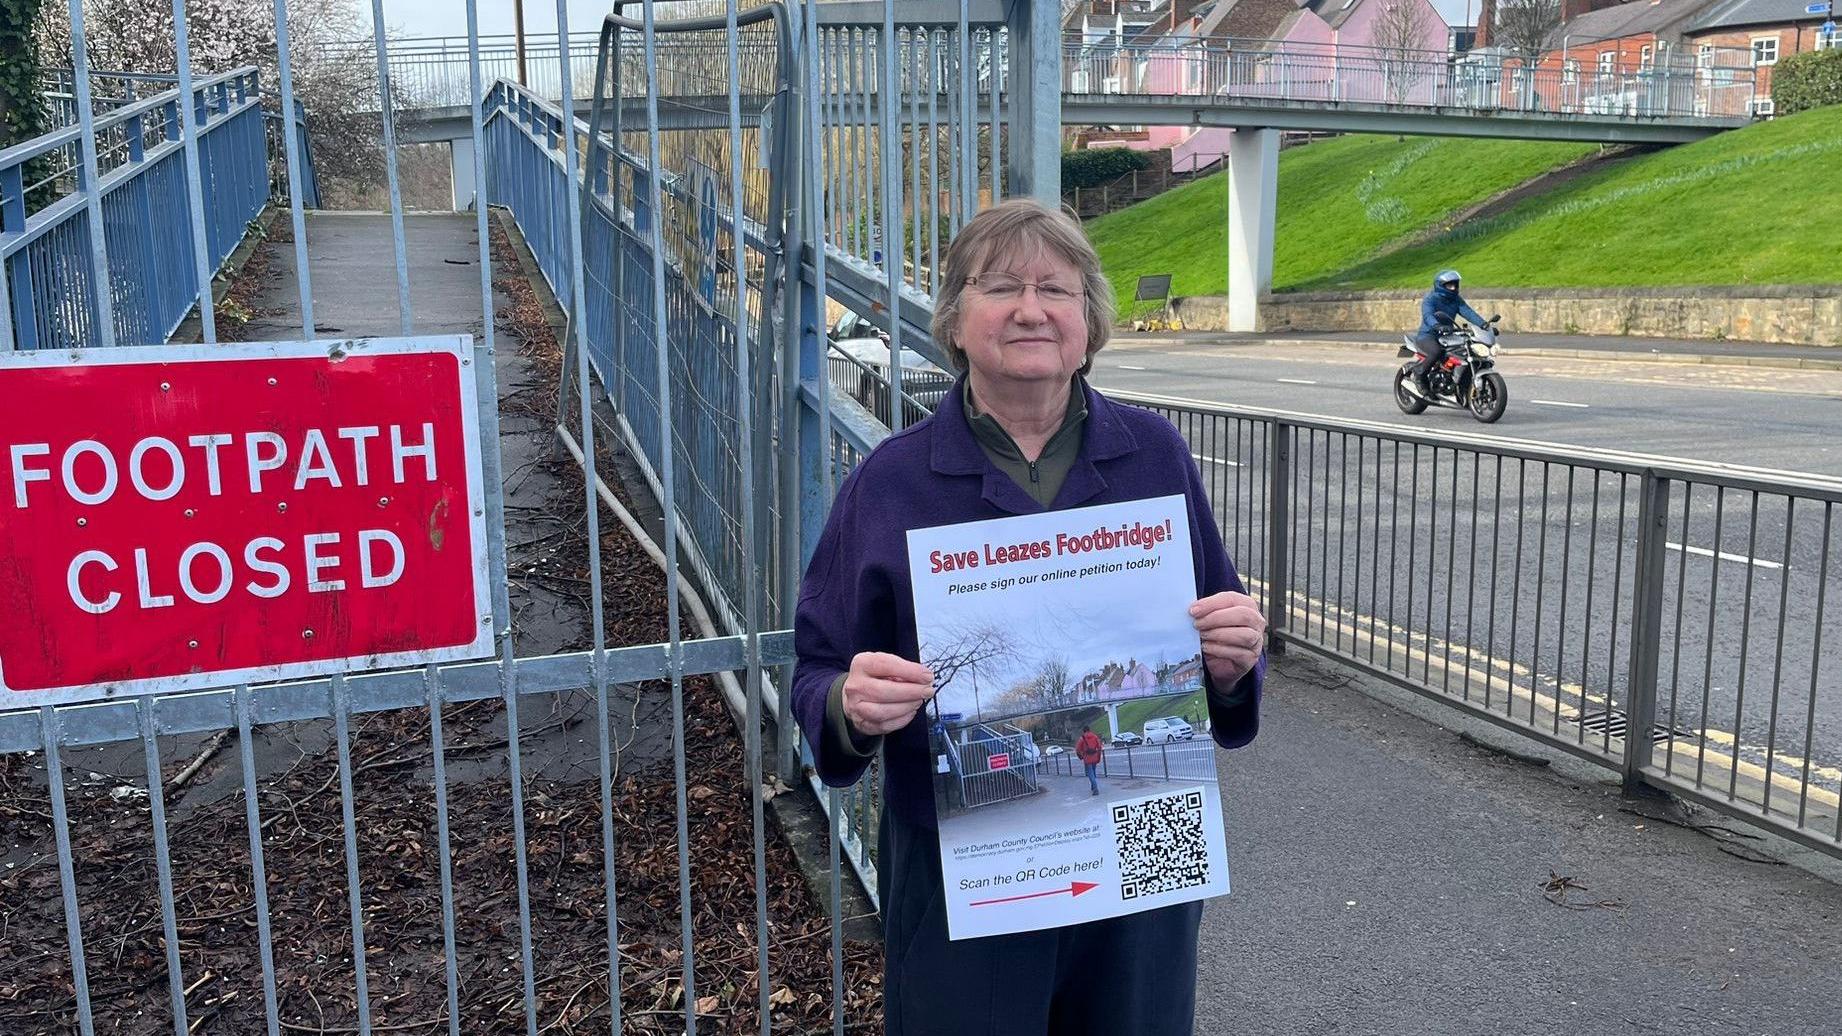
[965, 273, 1085, 306]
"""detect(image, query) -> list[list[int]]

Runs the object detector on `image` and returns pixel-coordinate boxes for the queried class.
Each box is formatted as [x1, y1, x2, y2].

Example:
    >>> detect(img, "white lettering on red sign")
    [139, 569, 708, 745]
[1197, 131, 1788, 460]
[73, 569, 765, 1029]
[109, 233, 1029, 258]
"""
[12, 426, 436, 615]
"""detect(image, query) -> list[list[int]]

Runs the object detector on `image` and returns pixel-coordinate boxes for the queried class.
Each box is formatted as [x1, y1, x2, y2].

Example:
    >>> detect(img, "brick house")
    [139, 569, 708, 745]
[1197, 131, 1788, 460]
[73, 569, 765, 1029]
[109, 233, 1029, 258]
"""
[1684, 0, 1842, 115]
[1542, 0, 1723, 79]
[1508, 0, 1759, 115]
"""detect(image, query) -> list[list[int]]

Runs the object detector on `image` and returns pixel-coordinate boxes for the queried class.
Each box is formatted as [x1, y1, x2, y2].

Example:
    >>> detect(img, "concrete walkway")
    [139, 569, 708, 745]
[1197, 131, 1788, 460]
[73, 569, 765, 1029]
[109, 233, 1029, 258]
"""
[240, 211, 489, 341]
[1201, 652, 1842, 1035]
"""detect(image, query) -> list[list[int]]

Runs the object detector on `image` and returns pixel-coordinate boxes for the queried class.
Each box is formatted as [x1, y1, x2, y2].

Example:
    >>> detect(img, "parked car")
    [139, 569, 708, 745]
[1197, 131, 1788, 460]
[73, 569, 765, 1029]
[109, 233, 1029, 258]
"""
[1111, 730, 1142, 747]
[827, 309, 953, 427]
[1143, 717, 1195, 744]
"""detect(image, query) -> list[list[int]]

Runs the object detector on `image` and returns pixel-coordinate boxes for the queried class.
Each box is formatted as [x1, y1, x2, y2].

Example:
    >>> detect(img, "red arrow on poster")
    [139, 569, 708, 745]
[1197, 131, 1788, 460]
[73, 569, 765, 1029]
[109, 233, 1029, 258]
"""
[988, 752, 1010, 770]
[969, 882, 1099, 907]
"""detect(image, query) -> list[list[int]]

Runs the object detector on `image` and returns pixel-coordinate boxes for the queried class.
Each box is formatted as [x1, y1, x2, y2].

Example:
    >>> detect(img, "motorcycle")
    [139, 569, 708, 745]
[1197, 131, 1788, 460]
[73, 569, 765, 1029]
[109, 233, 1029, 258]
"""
[1394, 315, 1509, 424]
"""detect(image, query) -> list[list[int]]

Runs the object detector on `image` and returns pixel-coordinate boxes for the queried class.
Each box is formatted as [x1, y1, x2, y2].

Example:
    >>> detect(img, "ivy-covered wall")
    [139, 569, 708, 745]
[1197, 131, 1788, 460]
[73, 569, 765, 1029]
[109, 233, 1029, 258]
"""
[0, 0, 47, 149]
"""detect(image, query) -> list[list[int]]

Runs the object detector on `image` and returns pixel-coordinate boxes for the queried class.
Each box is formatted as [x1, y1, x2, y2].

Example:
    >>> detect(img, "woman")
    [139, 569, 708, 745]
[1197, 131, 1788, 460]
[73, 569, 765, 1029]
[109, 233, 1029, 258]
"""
[792, 198, 1267, 1036]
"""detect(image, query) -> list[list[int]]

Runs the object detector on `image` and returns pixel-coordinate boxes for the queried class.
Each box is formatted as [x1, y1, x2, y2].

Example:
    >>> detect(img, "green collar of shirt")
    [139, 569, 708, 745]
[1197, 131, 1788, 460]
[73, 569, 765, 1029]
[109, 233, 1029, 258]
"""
[962, 376, 1089, 507]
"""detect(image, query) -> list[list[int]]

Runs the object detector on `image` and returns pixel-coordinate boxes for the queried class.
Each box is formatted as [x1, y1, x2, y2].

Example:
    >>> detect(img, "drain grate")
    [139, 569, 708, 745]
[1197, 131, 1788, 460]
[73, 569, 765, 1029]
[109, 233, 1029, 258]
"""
[1575, 708, 1695, 744]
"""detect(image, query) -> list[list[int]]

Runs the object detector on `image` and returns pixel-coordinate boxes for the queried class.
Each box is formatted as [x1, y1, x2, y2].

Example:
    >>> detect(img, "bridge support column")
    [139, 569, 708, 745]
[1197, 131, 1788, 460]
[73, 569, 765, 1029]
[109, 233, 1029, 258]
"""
[1227, 128, 1277, 333]
[1006, 0, 1064, 203]
[449, 136, 477, 211]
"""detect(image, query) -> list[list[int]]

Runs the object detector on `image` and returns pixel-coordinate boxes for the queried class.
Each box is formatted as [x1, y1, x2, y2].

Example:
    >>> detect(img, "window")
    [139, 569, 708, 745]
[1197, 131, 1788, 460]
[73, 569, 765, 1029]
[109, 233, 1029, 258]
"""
[1598, 51, 1616, 76]
[1640, 45, 1653, 66]
[1752, 96, 1775, 117]
[1563, 58, 1580, 84]
[1819, 27, 1841, 50]
[1751, 36, 1779, 66]
[1697, 44, 1714, 69]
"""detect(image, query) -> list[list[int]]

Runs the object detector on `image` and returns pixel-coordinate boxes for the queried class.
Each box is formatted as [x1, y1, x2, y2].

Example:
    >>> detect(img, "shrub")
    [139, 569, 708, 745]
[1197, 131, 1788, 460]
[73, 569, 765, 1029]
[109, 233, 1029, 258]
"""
[1062, 147, 1151, 189]
[1773, 48, 1842, 116]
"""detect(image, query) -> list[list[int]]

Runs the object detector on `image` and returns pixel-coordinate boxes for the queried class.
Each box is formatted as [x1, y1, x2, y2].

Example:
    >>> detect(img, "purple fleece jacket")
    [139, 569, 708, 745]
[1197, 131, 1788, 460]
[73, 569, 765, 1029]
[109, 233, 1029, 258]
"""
[791, 376, 1264, 828]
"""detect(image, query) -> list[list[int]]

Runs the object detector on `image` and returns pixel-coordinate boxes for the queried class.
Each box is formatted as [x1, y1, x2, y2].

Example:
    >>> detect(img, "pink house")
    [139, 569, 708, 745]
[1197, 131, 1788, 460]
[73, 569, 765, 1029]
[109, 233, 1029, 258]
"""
[1069, 0, 1451, 171]
[1073, 658, 1163, 701]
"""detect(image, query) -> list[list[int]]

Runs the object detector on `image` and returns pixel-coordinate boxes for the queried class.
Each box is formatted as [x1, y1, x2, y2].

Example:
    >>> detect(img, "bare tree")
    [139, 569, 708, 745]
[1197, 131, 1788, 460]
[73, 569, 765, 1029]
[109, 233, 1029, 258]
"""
[1493, 0, 1562, 62]
[37, 0, 390, 201]
[1374, 0, 1435, 104]
[1033, 655, 1075, 711]
[921, 620, 1018, 720]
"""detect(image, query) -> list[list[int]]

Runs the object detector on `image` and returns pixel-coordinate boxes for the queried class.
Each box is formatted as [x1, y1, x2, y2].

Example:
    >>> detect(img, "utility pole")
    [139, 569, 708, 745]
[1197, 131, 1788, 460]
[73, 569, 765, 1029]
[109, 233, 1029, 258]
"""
[513, 0, 529, 86]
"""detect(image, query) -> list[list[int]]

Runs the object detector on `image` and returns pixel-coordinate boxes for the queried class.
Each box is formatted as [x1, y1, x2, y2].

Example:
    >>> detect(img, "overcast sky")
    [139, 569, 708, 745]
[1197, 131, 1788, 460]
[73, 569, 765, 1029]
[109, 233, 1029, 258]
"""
[369, 0, 1487, 41]
[1429, 0, 1487, 29]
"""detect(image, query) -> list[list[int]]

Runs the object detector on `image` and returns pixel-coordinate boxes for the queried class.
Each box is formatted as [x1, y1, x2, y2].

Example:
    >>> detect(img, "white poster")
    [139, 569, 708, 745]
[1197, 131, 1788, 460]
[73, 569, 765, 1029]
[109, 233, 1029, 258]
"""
[907, 495, 1232, 940]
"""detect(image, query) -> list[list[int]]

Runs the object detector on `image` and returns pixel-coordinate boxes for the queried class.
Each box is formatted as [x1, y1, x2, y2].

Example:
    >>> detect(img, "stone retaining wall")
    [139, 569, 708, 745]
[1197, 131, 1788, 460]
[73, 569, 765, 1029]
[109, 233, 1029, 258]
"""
[1166, 287, 1842, 346]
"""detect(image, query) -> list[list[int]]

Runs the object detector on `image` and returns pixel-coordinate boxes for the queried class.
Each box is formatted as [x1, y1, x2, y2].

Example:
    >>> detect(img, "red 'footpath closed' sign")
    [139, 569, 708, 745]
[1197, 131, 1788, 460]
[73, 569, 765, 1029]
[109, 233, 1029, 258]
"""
[0, 338, 494, 705]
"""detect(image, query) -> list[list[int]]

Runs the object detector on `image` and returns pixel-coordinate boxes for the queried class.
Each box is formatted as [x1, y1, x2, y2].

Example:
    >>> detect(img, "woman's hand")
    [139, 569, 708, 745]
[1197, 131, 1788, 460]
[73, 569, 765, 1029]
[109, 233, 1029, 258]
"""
[1190, 592, 1267, 689]
[842, 652, 937, 736]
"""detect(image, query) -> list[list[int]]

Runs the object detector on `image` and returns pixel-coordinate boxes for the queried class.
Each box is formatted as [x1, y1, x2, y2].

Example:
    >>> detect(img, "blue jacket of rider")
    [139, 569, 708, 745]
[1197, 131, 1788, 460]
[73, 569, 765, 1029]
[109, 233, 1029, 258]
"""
[1418, 276, 1485, 336]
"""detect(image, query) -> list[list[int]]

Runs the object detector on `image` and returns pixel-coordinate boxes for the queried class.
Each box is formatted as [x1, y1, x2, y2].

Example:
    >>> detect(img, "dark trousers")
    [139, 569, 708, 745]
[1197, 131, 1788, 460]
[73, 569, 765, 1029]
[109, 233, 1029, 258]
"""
[879, 811, 1203, 1036]
[1412, 332, 1448, 387]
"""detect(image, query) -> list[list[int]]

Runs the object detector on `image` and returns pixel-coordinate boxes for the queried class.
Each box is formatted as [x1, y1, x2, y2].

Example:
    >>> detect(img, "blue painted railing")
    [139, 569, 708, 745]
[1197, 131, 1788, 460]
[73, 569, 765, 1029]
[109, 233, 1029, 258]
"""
[2, 67, 270, 350]
[482, 81, 773, 635]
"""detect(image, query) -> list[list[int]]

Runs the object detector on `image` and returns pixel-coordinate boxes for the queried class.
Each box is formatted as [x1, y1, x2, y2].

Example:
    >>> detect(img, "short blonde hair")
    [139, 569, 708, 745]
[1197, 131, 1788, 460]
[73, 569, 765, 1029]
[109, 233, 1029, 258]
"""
[930, 198, 1116, 374]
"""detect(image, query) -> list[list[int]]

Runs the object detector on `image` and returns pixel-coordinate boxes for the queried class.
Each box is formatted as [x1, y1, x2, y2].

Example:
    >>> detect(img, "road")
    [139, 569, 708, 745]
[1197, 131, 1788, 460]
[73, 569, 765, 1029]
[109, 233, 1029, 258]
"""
[1093, 337, 1842, 477]
[1089, 338, 1842, 835]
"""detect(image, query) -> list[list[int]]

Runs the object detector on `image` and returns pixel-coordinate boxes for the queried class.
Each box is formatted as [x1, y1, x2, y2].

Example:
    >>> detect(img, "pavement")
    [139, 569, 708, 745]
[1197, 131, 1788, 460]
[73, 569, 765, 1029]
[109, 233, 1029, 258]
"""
[1200, 651, 1842, 1036]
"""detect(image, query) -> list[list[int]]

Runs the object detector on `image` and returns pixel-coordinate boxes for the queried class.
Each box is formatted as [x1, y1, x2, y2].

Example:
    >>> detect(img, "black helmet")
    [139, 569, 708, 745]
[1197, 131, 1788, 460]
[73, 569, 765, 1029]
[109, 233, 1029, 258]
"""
[1435, 268, 1461, 290]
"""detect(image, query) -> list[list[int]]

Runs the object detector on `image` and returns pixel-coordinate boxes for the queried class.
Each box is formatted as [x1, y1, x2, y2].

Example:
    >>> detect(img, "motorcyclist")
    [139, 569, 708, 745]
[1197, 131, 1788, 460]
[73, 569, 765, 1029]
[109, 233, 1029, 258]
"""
[1410, 269, 1486, 397]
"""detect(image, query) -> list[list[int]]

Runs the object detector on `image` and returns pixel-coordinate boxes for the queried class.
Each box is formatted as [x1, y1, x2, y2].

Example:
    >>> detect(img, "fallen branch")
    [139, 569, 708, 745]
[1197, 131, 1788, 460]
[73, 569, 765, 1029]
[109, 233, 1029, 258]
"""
[167, 729, 234, 794]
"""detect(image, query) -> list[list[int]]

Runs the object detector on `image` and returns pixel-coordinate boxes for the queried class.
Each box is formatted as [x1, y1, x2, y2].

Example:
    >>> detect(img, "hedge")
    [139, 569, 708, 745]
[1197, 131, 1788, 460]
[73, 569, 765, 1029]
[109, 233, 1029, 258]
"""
[1773, 48, 1842, 116]
[1061, 147, 1152, 189]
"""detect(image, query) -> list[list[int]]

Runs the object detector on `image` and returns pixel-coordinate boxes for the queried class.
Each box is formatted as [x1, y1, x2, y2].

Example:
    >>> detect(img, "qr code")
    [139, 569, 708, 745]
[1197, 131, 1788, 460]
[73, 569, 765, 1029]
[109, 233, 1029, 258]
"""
[1112, 789, 1209, 900]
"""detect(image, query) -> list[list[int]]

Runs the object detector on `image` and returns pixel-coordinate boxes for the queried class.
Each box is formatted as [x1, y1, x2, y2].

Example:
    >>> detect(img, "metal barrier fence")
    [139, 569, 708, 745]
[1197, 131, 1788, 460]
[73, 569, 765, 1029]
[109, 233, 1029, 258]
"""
[1044, 739, 1219, 783]
[322, 32, 605, 108]
[1106, 397, 1842, 855]
[835, 361, 1842, 856]
[1062, 36, 1760, 120]
[478, 0, 1054, 907]
[2, 67, 269, 351]
[0, 1, 886, 1033]
[944, 724, 1041, 810]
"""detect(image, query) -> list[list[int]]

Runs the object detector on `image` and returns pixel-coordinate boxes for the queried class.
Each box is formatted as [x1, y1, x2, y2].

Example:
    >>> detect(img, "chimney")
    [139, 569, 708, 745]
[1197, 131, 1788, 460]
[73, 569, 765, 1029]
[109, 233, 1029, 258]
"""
[1476, 0, 1496, 46]
[1559, 0, 1628, 21]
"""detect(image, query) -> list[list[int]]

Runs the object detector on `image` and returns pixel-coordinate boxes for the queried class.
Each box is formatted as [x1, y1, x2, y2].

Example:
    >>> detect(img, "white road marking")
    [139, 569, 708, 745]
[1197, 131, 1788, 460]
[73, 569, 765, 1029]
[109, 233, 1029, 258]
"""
[1529, 399, 1590, 408]
[1277, 378, 1318, 385]
[1191, 453, 1242, 468]
[1116, 364, 1148, 371]
[1666, 542, 1785, 571]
